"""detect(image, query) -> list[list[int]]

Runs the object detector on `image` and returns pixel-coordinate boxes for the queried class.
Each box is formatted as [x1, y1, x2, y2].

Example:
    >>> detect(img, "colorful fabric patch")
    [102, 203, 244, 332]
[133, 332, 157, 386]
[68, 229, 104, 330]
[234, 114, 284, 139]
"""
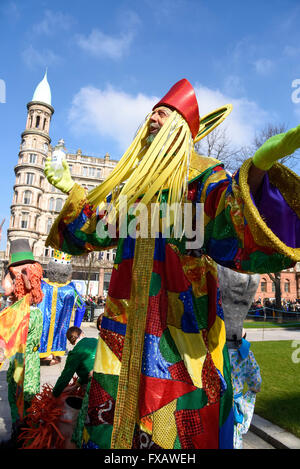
[179, 287, 199, 333]
[202, 350, 221, 404]
[132, 427, 162, 449]
[149, 272, 161, 297]
[101, 316, 126, 336]
[145, 291, 168, 337]
[139, 375, 197, 417]
[142, 334, 172, 379]
[100, 328, 124, 361]
[168, 360, 194, 385]
[164, 244, 191, 292]
[152, 399, 177, 449]
[175, 402, 220, 449]
[159, 328, 182, 364]
[108, 259, 133, 299]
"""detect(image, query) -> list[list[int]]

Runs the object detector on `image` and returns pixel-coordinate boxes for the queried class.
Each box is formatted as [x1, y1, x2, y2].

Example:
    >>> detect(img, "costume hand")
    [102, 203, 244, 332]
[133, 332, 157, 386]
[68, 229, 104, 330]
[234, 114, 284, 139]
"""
[44, 156, 75, 194]
[252, 124, 300, 170]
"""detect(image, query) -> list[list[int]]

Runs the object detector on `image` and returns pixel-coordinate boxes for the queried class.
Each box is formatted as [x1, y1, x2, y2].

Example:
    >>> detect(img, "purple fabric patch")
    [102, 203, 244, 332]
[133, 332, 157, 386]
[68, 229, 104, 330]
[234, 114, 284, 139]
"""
[252, 174, 300, 248]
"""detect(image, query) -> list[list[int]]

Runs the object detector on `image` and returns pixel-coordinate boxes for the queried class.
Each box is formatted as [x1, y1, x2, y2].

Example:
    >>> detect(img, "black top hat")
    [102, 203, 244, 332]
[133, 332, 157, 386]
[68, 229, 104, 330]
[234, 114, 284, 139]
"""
[8, 239, 36, 268]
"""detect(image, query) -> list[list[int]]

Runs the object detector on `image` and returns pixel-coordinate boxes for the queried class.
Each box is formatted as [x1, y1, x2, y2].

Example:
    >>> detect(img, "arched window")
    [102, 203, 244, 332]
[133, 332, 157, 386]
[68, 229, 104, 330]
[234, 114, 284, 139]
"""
[261, 278, 267, 292]
[23, 190, 32, 205]
[49, 197, 54, 211]
[26, 172, 34, 185]
[284, 280, 290, 293]
[36, 115, 40, 128]
[14, 191, 18, 203]
[29, 153, 37, 164]
[46, 218, 52, 234]
[21, 212, 29, 229]
[55, 198, 63, 212]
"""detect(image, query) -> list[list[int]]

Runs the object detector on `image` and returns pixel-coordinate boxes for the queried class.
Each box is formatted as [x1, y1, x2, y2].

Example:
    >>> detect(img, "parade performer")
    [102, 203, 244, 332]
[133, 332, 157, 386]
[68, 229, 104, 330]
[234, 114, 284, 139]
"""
[217, 265, 262, 449]
[44, 78, 300, 450]
[0, 239, 43, 444]
[39, 250, 85, 365]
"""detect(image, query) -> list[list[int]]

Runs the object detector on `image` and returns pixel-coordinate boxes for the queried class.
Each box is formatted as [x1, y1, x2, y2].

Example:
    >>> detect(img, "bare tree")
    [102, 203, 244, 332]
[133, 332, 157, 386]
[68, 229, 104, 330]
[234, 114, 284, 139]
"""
[195, 127, 242, 174]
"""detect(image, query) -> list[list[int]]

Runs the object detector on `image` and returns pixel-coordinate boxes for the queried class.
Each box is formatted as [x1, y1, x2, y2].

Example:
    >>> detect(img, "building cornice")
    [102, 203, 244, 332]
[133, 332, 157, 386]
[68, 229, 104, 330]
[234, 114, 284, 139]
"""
[21, 129, 51, 143]
[27, 101, 55, 114]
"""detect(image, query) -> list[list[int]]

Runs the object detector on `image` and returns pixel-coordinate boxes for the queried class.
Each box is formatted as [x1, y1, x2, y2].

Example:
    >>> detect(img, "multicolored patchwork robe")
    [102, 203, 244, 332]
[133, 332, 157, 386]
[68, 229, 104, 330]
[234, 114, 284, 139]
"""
[46, 152, 300, 449]
[39, 279, 85, 358]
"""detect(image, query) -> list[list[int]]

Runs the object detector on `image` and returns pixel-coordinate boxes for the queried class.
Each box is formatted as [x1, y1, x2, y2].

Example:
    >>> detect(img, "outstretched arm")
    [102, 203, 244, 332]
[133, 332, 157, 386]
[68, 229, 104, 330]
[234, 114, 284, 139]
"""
[248, 124, 300, 195]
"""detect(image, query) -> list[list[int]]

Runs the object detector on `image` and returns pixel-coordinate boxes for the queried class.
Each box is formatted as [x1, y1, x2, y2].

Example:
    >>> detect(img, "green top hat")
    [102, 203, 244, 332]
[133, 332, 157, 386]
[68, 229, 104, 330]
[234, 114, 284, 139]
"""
[8, 238, 35, 268]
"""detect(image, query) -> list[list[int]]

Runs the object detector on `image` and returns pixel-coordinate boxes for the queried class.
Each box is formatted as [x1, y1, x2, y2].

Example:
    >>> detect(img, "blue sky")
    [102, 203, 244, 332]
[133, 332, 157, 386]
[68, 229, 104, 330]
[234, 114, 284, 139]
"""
[1, 0, 300, 250]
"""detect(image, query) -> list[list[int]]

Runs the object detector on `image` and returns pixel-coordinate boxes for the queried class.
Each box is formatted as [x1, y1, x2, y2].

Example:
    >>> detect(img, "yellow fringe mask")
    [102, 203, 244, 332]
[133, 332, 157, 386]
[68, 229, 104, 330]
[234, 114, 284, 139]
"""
[87, 110, 193, 227]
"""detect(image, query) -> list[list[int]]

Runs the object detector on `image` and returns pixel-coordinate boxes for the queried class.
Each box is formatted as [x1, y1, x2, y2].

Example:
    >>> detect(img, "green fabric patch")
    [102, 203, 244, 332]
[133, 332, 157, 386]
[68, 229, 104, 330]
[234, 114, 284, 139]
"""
[241, 251, 293, 274]
[159, 328, 182, 364]
[173, 434, 182, 449]
[176, 388, 208, 410]
[219, 346, 234, 427]
[149, 272, 161, 297]
[93, 372, 119, 401]
[192, 295, 208, 330]
[87, 424, 113, 449]
[205, 209, 236, 243]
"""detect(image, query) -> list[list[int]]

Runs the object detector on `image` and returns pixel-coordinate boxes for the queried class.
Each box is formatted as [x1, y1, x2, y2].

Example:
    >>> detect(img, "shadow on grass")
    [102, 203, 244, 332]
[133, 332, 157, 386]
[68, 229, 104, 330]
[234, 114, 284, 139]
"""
[256, 392, 300, 438]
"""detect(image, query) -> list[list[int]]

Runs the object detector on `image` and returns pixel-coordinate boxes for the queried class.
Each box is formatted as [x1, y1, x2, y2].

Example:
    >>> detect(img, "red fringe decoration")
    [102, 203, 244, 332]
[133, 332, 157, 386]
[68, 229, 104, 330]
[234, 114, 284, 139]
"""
[18, 379, 84, 449]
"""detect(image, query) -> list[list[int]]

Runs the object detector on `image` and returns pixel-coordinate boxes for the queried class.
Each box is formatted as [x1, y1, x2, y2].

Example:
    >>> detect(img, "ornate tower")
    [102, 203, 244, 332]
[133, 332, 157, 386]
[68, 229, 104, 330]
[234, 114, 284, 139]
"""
[7, 71, 54, 257]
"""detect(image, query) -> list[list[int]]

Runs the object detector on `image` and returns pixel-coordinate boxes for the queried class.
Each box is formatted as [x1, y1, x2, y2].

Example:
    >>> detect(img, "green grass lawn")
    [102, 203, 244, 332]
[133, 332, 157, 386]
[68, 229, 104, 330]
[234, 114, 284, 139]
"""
[244, 320, 300, 329]
[250, 340, 300, 438]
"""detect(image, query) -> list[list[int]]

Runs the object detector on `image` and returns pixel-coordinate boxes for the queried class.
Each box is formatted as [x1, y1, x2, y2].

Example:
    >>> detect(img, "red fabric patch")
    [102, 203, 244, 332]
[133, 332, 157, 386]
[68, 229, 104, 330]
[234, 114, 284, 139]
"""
[175, 402, 220, 449]
[100, 328, 124, 361]
[88, 398, 115, 426]
[139, 375, 197, 418]
[204, 180, 229, 219]
[244, 224, 274, 256]
[202, 351, 221, 404]
[187, 180, 198, 202]
[145, 291, 168, 337]
[206, 271, 217, 330]
[168, 360, 194, 385]
[88, 377, 113, 410]
[164, 244, 191, 293]
[108, 259, 133, 299]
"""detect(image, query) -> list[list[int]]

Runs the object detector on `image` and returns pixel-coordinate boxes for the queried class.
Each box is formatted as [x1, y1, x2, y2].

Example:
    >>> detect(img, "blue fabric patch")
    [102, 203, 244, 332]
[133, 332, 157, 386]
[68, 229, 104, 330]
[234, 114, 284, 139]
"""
[121, 236, 136, 260]
[39, 280, 79, 354]
[179, 287, 199, 333]
[154, 236, 166, 261]
[216, 289, 224, 320]
[207, 237, 238, 263]
[142, 334, 172, 379]
[217, 368, 227, 396]
[101, 316, 126, 336]
[238, 338, 251, 360]
[219, 407, 234, 449]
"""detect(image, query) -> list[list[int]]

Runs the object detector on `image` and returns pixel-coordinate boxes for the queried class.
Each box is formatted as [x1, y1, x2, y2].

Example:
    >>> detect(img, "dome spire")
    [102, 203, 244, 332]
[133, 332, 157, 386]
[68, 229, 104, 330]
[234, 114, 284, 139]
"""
[32, 70, 51, 106]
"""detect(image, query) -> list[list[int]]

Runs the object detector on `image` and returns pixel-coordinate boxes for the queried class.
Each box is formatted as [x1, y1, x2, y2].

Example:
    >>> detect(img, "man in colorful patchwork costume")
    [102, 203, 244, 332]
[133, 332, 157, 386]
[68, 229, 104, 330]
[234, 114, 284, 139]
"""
[39, 250, 85, 365]
[1, 239, 43, 445]
[44, 78, 300, 449]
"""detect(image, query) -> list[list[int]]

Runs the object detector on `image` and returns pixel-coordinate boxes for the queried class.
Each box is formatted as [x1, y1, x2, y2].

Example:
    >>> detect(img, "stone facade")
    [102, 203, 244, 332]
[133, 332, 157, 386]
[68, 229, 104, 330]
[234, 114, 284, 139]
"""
[5, 85, 118, 297]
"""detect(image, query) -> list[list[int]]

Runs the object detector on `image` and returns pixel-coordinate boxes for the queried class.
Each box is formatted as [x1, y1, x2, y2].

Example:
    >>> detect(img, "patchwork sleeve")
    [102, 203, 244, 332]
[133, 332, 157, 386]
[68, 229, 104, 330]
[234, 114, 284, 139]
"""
[198, 159, 300, 273]
[46, 183, 118, 255]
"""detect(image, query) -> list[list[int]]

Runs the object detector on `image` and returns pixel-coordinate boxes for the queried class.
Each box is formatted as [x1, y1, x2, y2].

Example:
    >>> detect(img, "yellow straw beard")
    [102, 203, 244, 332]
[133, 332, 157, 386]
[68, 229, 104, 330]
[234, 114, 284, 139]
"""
[87, 110, 193, 226]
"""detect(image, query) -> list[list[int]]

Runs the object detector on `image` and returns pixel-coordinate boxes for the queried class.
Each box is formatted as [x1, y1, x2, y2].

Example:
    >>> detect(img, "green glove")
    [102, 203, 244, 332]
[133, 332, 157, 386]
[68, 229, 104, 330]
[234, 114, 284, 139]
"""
[44, 156, 75, 194]
[252, 124, 300, 171]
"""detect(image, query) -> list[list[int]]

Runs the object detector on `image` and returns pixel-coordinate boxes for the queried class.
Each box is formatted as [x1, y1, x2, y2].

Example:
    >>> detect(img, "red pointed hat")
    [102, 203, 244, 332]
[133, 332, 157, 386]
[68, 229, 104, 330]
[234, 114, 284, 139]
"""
[153, 79, 200, 139]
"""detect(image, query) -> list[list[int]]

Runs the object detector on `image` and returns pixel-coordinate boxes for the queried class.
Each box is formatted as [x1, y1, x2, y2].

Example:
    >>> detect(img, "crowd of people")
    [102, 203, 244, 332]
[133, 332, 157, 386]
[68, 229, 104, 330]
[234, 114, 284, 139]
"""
[249, 298, 300, 320]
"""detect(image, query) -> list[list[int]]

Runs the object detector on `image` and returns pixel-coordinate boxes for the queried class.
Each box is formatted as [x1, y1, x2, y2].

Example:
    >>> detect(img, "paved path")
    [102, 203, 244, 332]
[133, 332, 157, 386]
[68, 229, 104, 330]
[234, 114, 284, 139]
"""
[246, 327, 300, 342]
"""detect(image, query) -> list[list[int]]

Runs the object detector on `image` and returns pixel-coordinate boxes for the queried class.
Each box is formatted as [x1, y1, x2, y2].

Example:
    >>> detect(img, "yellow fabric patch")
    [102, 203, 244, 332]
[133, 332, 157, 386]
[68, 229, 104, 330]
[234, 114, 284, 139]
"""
[207, 316, 225, 374]
[167, 292, 184, 328]
[152, 399, 177, 449]
[168, 326, 207, 388]
[93, 337, 121, 375]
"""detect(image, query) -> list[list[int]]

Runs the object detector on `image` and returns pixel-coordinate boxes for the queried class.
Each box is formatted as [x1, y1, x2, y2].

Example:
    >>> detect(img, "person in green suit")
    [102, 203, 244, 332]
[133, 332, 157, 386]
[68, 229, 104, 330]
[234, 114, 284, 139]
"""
[52, 327, 97, 398]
